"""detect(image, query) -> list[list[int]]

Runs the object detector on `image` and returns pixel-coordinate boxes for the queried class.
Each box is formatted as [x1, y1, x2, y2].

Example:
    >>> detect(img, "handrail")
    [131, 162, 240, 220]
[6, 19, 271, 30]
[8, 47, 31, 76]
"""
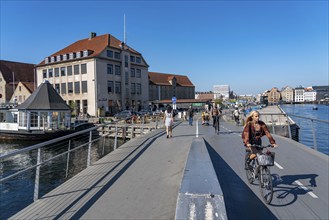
[0, 116, 162, 202]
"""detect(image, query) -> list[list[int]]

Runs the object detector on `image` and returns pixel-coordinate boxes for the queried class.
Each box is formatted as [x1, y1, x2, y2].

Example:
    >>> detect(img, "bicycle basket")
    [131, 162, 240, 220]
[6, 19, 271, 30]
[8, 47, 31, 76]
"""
[257, 152, 275, 166]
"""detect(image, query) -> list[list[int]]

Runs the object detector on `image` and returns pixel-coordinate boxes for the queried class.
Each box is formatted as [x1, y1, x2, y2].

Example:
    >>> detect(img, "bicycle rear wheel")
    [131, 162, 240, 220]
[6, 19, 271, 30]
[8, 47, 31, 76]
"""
[258, 166, 273, 204]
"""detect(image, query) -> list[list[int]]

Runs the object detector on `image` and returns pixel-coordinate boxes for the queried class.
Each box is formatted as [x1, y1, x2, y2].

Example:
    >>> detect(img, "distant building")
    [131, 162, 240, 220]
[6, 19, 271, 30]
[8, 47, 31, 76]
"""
[304, 87, 317, 102]
[36, 33, 149, 116]
[12, 82, 35, 105]
[294, 86, 305, 102]
[195, 92, 214, 100]
[281, 86, 294, 103]
[313, 86, 329, 101]
[148, 72, 195, 102]
[268, 87, 281, 104]
[0, 60, 35, 104]
[213, 85, 230, 100]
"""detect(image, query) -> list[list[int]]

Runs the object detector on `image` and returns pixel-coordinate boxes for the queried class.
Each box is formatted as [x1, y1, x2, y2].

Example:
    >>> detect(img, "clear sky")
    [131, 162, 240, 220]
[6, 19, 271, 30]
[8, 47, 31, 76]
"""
[1, 0, 328, 95]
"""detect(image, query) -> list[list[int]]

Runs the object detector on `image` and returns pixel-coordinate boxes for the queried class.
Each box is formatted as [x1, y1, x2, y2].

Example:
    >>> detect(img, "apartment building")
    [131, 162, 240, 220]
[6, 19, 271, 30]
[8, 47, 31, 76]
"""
[294, 87, 305, 102]
[213, 85, 230, 100]
[0, 60, 35, 105]
[268, 87, 281, 104]
[148, 72, 195, 101]
[36, 33, 149, 117]
[304, 87, 317, 102]
[281, 86, 294, 103]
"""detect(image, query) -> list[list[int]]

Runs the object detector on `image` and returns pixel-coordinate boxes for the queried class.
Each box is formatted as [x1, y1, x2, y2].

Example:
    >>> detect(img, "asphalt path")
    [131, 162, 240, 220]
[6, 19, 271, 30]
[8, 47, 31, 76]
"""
[199, 118, 328, 220]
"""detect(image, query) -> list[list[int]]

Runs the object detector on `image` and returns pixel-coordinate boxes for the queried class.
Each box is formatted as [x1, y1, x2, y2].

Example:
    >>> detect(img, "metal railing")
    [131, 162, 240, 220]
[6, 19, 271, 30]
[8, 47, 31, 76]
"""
[0, 116, 162, 202]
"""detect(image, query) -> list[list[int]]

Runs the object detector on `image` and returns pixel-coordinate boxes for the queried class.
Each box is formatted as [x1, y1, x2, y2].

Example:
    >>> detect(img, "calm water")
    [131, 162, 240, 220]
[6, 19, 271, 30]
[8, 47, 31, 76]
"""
[0, 137, 124, 220]
[280, 104, 329, 155]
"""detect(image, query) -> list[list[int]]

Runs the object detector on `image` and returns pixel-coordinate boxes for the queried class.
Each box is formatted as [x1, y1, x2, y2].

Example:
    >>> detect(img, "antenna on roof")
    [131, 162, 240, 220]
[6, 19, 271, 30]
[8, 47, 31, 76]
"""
[124, 14, 126, 44]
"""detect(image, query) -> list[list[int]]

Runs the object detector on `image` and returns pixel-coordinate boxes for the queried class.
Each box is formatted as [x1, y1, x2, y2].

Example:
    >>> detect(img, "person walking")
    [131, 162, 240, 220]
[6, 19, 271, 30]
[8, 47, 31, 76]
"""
[163, 105, 174, 138]
[187, 106, 194, 126]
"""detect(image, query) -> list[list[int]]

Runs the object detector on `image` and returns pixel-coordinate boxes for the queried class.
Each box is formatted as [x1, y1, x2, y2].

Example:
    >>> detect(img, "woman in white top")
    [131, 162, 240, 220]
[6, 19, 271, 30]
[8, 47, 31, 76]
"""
[163, 105, 174, 138]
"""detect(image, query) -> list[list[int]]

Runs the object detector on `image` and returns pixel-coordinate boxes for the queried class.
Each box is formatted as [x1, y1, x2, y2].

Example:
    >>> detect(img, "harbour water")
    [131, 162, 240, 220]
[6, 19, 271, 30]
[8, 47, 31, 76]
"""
[280, 104, 329, 155]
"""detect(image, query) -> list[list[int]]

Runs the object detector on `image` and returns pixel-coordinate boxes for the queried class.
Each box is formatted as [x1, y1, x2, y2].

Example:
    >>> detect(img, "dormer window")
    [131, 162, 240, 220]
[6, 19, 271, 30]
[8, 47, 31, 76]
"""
[51, 57, 55, 62]
[69, 53, 75, 59]
[83, 50, 89, 57]
[45, 57, 49, 64]
[63, 54, 67, 61]
[57, 55, 61, 61]
[76, 51, 81, 58]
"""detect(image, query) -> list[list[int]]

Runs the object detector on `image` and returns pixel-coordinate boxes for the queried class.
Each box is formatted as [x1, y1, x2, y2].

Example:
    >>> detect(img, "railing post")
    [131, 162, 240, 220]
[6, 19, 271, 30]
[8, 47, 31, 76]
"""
[196, 118, 199, 137]
[311, 120, 318, 151]
[114, 123, 118, 150]
[87, 130, 92, 167]
[65, 140, 71, 178]
[141, 116, 144, 135]
[33, 148, 41, 201]
[271, 114, 275, 134]
[286, 117, 292, 139]
[155, 116, 158, 129]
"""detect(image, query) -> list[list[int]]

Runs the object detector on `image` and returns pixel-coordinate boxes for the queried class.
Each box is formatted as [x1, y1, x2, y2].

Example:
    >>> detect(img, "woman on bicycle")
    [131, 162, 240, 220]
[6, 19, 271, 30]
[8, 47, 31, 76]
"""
[242, 110, 278, 169]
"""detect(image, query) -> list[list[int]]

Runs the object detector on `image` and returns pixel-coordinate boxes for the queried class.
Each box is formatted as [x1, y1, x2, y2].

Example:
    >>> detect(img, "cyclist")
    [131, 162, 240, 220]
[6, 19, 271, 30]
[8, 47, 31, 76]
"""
[233, 107, 240, 125]
[242, 110, 278, 170]
[211, 106, 220, 127]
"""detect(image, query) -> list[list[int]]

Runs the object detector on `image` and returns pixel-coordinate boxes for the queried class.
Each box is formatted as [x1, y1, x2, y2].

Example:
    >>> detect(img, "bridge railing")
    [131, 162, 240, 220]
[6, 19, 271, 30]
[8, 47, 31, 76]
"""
[0, 116, 162, 204]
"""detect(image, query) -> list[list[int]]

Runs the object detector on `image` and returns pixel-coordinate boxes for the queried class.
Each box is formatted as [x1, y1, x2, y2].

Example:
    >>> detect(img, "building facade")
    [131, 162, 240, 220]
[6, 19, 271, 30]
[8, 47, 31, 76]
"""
[267, 87, 281, 104]
[36, 33, 149, 117]
[304, 87, 317, 102]
[148, 72, 195, 102]
[0, 60, 35, 105]
[213, 85, 230, 100]
[281, 86, 294, 103]
[294, 87, 305, 102]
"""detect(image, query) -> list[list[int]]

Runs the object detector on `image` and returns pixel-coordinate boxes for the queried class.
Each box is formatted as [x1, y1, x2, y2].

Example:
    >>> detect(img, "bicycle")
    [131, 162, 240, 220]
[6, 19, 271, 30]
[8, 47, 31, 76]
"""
[213, 115, 220, 134]
[245, 144, 275, 204]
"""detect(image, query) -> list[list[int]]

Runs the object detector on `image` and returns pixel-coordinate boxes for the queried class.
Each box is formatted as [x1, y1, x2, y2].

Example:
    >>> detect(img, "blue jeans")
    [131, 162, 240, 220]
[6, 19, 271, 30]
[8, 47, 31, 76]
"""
[189, 117, 193, 125]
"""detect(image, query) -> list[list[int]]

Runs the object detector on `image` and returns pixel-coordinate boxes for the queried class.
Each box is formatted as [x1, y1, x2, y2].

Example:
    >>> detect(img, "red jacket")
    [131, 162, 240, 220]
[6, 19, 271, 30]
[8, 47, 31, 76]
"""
[242, 121, 276, 146]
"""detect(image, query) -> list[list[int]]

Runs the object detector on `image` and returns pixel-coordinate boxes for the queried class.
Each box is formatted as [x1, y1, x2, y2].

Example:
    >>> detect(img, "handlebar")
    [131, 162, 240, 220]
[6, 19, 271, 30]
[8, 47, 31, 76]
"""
[250, 144, 274, 149]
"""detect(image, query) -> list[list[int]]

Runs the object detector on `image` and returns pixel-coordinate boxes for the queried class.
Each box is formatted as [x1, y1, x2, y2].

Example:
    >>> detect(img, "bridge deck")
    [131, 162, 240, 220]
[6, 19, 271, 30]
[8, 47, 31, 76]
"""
[10, 115, 329, 220]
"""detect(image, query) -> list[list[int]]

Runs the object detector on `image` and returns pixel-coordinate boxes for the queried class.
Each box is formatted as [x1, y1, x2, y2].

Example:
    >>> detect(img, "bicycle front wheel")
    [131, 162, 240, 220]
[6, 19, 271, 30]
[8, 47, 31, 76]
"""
[245, 160, 254, 184]
[258, 166, 273, 204]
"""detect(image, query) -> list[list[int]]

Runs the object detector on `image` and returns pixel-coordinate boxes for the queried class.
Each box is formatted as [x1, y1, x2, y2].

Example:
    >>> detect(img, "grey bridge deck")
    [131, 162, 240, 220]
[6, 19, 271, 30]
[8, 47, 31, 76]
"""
[10, 117, 329, 220]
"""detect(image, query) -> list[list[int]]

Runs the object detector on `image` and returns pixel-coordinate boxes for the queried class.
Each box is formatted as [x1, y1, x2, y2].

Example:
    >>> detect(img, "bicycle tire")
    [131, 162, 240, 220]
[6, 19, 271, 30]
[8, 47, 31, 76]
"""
[258, 166, 273, 204]
[245, 160, 255, 184]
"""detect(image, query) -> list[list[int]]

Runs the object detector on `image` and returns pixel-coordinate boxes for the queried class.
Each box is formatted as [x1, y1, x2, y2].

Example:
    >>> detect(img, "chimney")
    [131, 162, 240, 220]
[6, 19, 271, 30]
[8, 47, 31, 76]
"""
[89, 32, 97, 39]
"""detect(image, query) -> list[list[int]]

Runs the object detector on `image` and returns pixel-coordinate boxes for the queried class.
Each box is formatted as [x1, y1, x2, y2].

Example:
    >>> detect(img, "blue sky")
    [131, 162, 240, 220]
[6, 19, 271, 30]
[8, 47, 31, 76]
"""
[1, 0, 328, 95]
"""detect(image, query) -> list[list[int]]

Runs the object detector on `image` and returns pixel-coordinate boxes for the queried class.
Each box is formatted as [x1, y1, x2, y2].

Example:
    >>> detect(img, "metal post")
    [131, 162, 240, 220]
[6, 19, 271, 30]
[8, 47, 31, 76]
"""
[271, 114, 275, 134]
[141, 116, 144, 134]
[87, 130, 92, 167]
[65, 140, 71, 178]
[196, 118, 199, 137]
[114, 123, 118, 150]
[286, 118, 292, 139]
[311, 120, 317, 151]
[33, 148, 41, 201]
[155, 116, 158, 129]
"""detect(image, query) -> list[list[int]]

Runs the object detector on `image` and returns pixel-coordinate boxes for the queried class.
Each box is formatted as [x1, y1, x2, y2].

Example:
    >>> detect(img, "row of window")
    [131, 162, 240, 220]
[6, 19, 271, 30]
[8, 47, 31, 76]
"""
[43, 63, 87, 78]
[54, 81, 88, 95]
[106, 64, 141, 78]
[106, 50, 141, 64]
[107, 81, 142, 95]
[45, 50, 91, 64]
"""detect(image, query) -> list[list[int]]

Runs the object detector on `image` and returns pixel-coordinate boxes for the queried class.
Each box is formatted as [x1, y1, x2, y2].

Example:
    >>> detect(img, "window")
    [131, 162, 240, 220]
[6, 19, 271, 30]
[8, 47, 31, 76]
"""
[43, 70, 47, 78]
[137, 83, 141, 94]
[130, 56, 135, 62]
[19, 86, 21, 91]
[136, 57, 141, 63]
[74, 65, 79, 75]
[68, 82, 73, 93]
[114, 52, 120, 59]
[107, 50, 113, 58]
[125, 55, 128, 67]
[82, 81, 87, 93]
[136, 69, 141, 78]
[81, 64, 87, 74]
[115, 65, 121, 75]
[130, 68, 135, 77]
[125, 71, 129, 85]
[131, 83, 136, 94]
[67, 66, 72, 76]
[74, 82, 80, 94]
[61, 83, 66, 94]
[30, 112, 38, 127]
[107, 64, 113, 74]
[48, 69, 53, 77]
[107, 81, 114, 93]
[55, 68, 59, 77]
[61, 67, 66, 76]
[55, 84, 60, 93]
[115, 81, 121, 94]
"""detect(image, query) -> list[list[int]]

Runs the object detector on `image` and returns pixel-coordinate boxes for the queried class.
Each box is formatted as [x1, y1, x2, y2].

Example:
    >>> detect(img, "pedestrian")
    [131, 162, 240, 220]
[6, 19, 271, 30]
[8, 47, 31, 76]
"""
[163, 105, 174, 138]
[183, 110, 187, 121]
[187, 106, 194, 126]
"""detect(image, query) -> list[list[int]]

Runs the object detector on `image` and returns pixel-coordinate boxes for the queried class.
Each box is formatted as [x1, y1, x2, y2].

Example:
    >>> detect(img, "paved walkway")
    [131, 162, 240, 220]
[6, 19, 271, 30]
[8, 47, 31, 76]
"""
[10, 120, 197, 220]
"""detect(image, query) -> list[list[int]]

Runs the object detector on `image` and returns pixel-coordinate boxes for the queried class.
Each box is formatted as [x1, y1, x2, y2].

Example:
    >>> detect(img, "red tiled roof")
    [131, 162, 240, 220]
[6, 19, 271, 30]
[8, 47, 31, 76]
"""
[38, 34, 141, 65]
[148, 72, 194, 87]
[0, 60, 35, 82]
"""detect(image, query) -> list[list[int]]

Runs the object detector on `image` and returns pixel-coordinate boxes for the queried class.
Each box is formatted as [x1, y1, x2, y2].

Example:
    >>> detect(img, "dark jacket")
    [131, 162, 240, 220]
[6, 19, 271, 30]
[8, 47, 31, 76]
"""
[242, 121, 276, 146]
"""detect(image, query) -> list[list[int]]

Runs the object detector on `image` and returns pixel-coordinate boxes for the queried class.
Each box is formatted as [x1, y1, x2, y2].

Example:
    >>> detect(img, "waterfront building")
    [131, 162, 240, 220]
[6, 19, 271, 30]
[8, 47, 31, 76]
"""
[281, 86, 294, 103]
[148, 72, 195, 102]
[268, 87, 281, 104]
[0, 60, 35, 105]
[313, 85, 329, 101]
[304, 87, 317, 102]
[294, 86, 305, 102]
[213, 85, 230, 100]
[36, 33, 149, 117]
[12, 82, 35, 105]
